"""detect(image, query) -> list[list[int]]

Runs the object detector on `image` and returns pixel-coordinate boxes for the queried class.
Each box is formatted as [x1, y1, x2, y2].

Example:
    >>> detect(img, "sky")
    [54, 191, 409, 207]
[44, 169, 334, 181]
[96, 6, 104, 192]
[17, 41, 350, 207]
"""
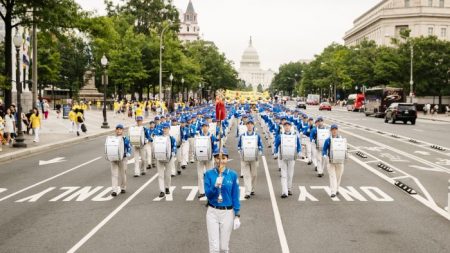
[75, 0, 380, 71]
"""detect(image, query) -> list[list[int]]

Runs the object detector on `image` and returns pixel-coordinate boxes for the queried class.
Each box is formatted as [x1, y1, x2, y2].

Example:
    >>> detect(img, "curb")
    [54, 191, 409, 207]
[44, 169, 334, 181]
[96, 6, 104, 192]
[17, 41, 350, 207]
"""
[417, 116, 450, 123]
[0, 128, 119, 163]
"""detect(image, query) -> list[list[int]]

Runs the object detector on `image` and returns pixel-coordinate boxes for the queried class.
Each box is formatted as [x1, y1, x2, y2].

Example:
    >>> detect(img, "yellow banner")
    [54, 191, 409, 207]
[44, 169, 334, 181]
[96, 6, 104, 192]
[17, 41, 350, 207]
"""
[225, 90, 270, 102]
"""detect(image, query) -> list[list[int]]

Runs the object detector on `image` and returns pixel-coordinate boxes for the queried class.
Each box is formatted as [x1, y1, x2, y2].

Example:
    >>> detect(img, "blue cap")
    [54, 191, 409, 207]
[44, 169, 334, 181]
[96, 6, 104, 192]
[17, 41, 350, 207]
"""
[331, 124, 338, 129]
[283, 121, 292, 125]
[155, 116, 160, 120]
[242, 114, 248, 118]
[302, 114, 308, 119]
[115, 124, 124, 129]
[171, 118, 178, 122]
[213, 148, 229, 157]
[201, 122, 209, 127]
[317, 116, 323, 122]
[309, 117, 314, 120]
[160, 115, 165, 119]
[180, 119, 186, 123]
[162, 123, 170, 129]
[246, 119, 254, 124]
[136, 116, 143, 121]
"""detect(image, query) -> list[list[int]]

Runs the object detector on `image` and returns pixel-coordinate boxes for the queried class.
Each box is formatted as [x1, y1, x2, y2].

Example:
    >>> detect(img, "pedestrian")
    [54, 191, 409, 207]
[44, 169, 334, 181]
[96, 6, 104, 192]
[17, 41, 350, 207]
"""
[108, 124, 132, 197]
[426, 103, 431, 115]
[273, 121, 301, 198]
[145, 121, 157, 169]
[237, 119, 263, 199]
[446, 105, 449, 116]
[154, 123, 177, 198]
[195, 122, 218, 199]
[55, 104, 61, 119]
[43, 100, 50, 119]
[130, 116, 149, 177]
[4, 108, 16, 145]
[322, 124, 347, 198]
[302, 116, 314, 165]
[0, 116, 4, 149]
[204, 148, 241, 253]
[75, 109, 85, 136]
[29, 107, 41, 143]
[310, 116, 329, 177]
[433, 104, 439, 115]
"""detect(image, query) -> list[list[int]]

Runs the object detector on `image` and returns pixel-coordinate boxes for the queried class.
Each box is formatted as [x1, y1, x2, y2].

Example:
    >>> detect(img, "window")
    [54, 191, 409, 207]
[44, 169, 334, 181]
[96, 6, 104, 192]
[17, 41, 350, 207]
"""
[187, 26, 190, 32]
[428, 0, 433, 6]
[405, 0, 410, 7]
[441, 28, 447, 38]
[439, 0, 444, 7]
[428, 27, 434, 36]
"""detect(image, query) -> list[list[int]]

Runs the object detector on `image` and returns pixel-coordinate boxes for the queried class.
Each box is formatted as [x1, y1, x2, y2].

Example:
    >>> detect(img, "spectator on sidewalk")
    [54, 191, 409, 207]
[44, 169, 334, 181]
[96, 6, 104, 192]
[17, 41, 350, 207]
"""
[4, 108, 16, 145]
[425, 103, 431, 115]
[433, 104, 439, 115]
[69, 109, 77, 133]
[29, 107, 41, 143]
[21, 112, 30, 135]
[55, 104, 62, 119]
[25, 109, 33, 135]
[43, 100, 50, 119]
[75, 109, 85, 137]
[446, 105, 449, 116]
[0, 116, 5, 148]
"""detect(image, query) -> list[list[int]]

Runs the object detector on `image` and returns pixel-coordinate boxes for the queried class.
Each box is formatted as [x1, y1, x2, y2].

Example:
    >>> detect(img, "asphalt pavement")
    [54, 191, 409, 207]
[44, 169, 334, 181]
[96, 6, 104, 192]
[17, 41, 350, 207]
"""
[1, 103, 450, 253]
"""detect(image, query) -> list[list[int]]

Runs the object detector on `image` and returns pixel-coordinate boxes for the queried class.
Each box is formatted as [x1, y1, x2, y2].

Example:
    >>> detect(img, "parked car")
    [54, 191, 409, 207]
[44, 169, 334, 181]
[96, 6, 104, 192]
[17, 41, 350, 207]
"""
[384, 103, 417, 125]
[297, 101, 306, 109]
[319, 102, 332, 111]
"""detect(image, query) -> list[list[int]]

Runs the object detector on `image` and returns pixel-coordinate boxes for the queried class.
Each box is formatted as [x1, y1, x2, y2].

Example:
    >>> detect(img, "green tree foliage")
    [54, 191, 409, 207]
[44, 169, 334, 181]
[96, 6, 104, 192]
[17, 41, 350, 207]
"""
[257, 84, 263, 92]
[270, 61, 304, 96]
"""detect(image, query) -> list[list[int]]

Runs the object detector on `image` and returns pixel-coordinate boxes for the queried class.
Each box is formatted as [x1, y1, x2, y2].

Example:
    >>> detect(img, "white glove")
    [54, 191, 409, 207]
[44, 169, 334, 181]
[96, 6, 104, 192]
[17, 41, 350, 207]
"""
[233, 217, 241, 230]
[215, 176, 223, 188]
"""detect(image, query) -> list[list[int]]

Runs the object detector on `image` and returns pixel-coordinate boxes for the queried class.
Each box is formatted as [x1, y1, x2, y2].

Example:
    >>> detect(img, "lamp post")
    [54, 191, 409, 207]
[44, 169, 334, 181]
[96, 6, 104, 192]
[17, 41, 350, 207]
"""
[13, 30, 26, 148]
[199, 83, 203, 103]
[101, 54, 109, 129]
[181, 77, 185, 102]
[159, 22, 172, 107]
[409, 44, 414, 103]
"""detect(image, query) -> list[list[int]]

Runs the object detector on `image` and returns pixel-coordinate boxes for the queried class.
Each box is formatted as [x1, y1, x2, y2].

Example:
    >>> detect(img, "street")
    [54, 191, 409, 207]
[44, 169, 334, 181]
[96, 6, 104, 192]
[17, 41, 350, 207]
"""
[1, 104, 450, 253]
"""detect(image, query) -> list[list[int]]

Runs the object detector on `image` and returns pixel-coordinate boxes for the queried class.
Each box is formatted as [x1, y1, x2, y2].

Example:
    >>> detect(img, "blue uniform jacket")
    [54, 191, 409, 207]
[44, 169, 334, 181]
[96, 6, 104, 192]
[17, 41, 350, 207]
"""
[204, 167, 240, 216]
[273, 131, 301, 154]
[123, 136, 132, 158]
[237, 131, 264, 152]
[322, 136, 343, 157]
[181, 126, 190, 141]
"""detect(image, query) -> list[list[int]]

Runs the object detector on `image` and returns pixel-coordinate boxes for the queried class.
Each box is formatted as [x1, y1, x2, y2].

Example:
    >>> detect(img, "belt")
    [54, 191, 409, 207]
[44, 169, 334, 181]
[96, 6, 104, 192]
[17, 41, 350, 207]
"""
[208, 203, 233, 210]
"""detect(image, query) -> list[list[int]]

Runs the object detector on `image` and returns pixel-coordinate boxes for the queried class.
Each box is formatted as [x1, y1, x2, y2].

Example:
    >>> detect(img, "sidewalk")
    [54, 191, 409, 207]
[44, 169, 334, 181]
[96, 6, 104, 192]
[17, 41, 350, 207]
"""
[0, 109, 149, 162]
[417, 113, 450, 122]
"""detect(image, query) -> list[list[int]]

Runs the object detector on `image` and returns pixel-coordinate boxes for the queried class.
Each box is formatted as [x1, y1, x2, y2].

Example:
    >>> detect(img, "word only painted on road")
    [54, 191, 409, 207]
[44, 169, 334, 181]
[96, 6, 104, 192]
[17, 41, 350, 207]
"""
[299, 186, 394, 202]
[153, 186, 248, 202]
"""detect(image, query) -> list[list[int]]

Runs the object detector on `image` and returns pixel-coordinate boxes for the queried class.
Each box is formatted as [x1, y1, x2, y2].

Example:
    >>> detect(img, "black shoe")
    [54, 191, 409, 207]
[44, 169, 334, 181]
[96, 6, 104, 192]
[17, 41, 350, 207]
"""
[240, 175, 243, 178]
[244, 195, 251, 199]
[330, 194, 337, 198]
[250, 192, 255, 196]
[278, 168, 281, 172]
[141, 172, 146, 176]
[121, 189, 126, 194]
[318, 173, 324, 178]
[111, 192, 118, 197]
[165, 188, 170, 194]
[159, 192, 165, 198]
[177, 171, 181, 175]
[147, 165, 152, 169]
[336, 192, 340, 196]
[171, 175, 175, 178]
[181, 165, 186, 170]
[288, 191, 292, 196]
[134, 174, 139, 177]
[281, 194, 288, 199]
[302, 157, 305, 160]
[315, 167, 317, 172]
[307, 161, 312, 165]
[77, 131, 80, 136]
[198, 193, 205, 199]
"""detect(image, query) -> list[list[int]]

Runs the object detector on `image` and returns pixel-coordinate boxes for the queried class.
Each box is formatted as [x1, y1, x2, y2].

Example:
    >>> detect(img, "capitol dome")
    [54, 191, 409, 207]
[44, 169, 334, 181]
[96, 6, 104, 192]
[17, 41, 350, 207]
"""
[240, 37, 260, 68]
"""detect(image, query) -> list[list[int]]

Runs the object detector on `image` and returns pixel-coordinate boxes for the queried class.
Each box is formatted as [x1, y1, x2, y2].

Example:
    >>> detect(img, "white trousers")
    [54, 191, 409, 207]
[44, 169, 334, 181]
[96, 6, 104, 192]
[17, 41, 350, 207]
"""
[111, 160, 127, 193]
[242, 160, 258, 195]
[33, 128, 40, 142]
[327, 163, 344, 195]
[316, 151, 324, 174]
[206, 207, 234, 253]
[306, 140, 312, 162]
[157, 158, 174, 192]
[134, 146, 147, 175]
[280, 159, 295, 195]
[311, 142, 318, 167]
[180, 141, 189, 166]
[197, 159, 214, 194]
[173, 148, 181, 175]
[188, 138, 195, 162]
[145, 142, 153, 166]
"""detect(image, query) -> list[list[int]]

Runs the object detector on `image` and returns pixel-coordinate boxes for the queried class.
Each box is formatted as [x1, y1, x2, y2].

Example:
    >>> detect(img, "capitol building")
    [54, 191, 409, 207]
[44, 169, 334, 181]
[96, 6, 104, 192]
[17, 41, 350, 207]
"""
[238, 37, 274, 91]
[344, 0, 450, 46]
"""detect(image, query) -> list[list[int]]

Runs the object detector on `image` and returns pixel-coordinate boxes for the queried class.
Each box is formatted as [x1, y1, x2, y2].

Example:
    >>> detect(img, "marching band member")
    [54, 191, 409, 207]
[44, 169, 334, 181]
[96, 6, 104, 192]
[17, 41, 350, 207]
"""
[236, 114, 249, 178]
[170, 118, 182, 176]
[196, 122, 218, 199]
[110, 124, 132, 197]
[322, 124, 346, 198]
[188, 115, 199, 163]
[310, 116, 329, 178]
[155, 123, 177, 198]
[274, 121, 301, 198]
[205, 148, 241, 253]
[310, 118, 320, 173]
[300, 114, 309, 160]
[302, 117, 314, 166]
[145, 121, 156, 169]
[237, 119, 263, 199]
[179, 118, 190, 170]
[132, 116, 149, 177]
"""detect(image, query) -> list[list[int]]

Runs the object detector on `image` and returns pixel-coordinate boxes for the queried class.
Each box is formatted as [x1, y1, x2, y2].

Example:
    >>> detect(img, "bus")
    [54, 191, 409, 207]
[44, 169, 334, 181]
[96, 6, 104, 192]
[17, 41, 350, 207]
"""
[306, 94, 320, 105]
[346, 93, 365, 112]
[364, 87, 405, 117]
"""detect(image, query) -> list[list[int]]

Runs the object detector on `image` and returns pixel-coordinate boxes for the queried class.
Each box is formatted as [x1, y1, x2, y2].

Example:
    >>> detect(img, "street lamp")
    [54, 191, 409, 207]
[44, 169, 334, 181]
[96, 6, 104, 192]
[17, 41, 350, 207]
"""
[13, 30, 26, 148]
[159, 22, 172, 108]
[181, 77, 185, 102]
[101, 54, 110, 129]
[409, 44, 414, 103]
[199, 83, 203, 102]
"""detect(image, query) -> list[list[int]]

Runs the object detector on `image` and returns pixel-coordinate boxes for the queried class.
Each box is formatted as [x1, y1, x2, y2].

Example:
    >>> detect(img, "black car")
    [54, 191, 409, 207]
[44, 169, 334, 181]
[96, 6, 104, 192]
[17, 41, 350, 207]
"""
[384, 103, 417, 125]
[297, 101, 306, 109]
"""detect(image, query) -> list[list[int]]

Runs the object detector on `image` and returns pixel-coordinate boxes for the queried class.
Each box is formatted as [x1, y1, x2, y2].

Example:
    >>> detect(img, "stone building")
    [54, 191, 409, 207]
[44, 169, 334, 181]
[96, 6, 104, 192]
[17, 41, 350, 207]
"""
[178, 0, 200, 42]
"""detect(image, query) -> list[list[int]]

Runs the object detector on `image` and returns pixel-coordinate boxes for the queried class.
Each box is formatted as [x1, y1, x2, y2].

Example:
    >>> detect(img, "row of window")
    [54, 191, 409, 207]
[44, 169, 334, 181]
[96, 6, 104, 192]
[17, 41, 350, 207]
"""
[405, 0, 445, 7]
[428, 27, 447, 37]
[185, 14, 197, 22]
[185, 26, 199, 32]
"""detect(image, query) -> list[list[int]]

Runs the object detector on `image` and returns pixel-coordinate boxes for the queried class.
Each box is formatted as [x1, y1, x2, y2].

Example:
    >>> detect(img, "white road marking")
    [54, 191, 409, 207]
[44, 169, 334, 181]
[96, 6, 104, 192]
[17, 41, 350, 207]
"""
[414, 151, 430, 156]
[0, 188, 7, 194]
[39, 157, 67, 166]
[412, 129, 424, 132]
[261, 156, 290, 253]
[15, 187, 56, 202]
[152, 186, 176, 201]
[67, 173, 158, 253]
[436, 159, 450, 166]
[409, 165, 445, 173]
[360, 187, 394, 202]
[0, 157, 101, 202]
[298, 186, 319, 201]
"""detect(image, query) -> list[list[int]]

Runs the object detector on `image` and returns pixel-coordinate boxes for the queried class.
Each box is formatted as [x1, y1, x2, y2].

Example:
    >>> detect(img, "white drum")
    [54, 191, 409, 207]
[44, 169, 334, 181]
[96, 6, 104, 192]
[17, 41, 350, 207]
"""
[238, 124, 247, 136]
[195, 136, 212, 161]
[330, 138, 348, 164]
[170, 125, 181, 147]
[153, 136, 171, 162]
[209, 122, 217, 137]
[280, 134, 297, 161]
[242, 135, 258, 162]
[129, 126, 145, 147]
[105, 136, 125, 161]
[317, 128, 330, 150]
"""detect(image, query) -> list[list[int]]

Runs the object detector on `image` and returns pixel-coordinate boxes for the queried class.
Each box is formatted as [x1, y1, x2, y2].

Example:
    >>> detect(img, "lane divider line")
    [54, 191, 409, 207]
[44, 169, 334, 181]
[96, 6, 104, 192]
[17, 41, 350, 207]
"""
[0, 157, 102, 202]
[67, 173, 159, 253]
[261, 156, 290, 253]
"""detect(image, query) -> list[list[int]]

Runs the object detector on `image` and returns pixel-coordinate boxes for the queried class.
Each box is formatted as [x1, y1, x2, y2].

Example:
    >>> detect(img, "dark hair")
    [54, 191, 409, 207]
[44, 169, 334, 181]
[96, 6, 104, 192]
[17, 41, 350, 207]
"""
[33, 107, 39, 116]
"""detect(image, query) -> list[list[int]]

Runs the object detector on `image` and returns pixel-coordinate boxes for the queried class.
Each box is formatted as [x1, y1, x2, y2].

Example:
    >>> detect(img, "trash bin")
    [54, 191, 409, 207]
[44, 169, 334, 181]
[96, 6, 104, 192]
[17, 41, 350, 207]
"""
[63, 104, 71, 119]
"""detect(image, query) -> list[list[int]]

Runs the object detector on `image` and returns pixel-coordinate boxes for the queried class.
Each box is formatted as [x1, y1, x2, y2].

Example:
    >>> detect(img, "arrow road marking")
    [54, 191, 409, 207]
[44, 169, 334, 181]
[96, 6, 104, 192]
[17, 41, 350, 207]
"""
[436, 159, 450, 166]
[39, 157, 66, 166]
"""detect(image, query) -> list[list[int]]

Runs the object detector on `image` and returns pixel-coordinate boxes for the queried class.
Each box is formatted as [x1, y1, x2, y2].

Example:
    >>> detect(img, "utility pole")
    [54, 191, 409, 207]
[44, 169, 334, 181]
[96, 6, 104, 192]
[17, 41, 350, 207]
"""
[32, 8, 38, 107]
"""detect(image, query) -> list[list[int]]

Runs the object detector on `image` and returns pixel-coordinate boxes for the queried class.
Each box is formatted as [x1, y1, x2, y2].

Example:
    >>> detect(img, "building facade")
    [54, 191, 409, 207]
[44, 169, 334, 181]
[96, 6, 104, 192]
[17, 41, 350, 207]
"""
[238, 37, 274, 91]
[344, 0, 450, 46]
[178, 0, 200, 43]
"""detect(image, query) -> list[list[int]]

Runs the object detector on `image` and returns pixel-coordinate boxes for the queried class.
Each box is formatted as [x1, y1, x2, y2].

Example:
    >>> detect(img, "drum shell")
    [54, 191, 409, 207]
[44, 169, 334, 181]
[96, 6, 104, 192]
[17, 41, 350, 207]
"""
[194, 136, 212, 161]
[105, 136, 125, 161]
[129, 126, 145, 147]
[280, 134, 296, 161]
[330, 138, 348, 164]
[317, 128, 330, 151]
[242, 135, 258, 162]
[153, 136, 171, 162]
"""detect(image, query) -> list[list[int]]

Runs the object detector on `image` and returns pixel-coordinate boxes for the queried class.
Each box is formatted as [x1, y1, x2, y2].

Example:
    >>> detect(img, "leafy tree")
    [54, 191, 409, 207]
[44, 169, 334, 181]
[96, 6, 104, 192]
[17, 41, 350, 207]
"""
[257, 84, 263, 92]
[270, 61, 304, 96]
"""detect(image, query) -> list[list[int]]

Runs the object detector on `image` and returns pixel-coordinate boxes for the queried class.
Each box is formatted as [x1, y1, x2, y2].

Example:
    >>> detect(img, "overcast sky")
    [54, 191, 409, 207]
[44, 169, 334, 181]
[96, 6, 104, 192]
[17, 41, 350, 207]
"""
[76, 0, 380, 71]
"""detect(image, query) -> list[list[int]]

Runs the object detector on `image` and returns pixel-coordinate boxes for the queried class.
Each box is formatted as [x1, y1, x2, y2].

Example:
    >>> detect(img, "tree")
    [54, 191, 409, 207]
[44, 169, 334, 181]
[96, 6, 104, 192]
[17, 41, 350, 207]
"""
[257, 84, 263, 92]
[37, 32, 61, 97]
[270, 61, 304, 96]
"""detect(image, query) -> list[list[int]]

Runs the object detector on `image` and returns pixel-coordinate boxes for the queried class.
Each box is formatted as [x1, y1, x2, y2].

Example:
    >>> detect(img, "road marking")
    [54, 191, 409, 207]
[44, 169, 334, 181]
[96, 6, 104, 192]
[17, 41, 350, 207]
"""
[67, 173, 158, 253]
[152, 186, 177, 201]
[261, 156, 289, 253]
[39, 157, 67, 166]
[16, 187, 56, 202]
[0, 157, 102, 202]
[409, 165, 445, 172]
[0, 188, 7, 194]
[414, 151, 430, 156]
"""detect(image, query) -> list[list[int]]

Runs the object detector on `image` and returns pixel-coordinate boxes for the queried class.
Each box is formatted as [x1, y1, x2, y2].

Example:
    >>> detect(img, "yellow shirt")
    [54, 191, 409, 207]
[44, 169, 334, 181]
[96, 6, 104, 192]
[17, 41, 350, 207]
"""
[30, 113, 41, 128]
[136, 107, 143, 117]
[114, 102, 120, 111]
[69, 111, 76, 122]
